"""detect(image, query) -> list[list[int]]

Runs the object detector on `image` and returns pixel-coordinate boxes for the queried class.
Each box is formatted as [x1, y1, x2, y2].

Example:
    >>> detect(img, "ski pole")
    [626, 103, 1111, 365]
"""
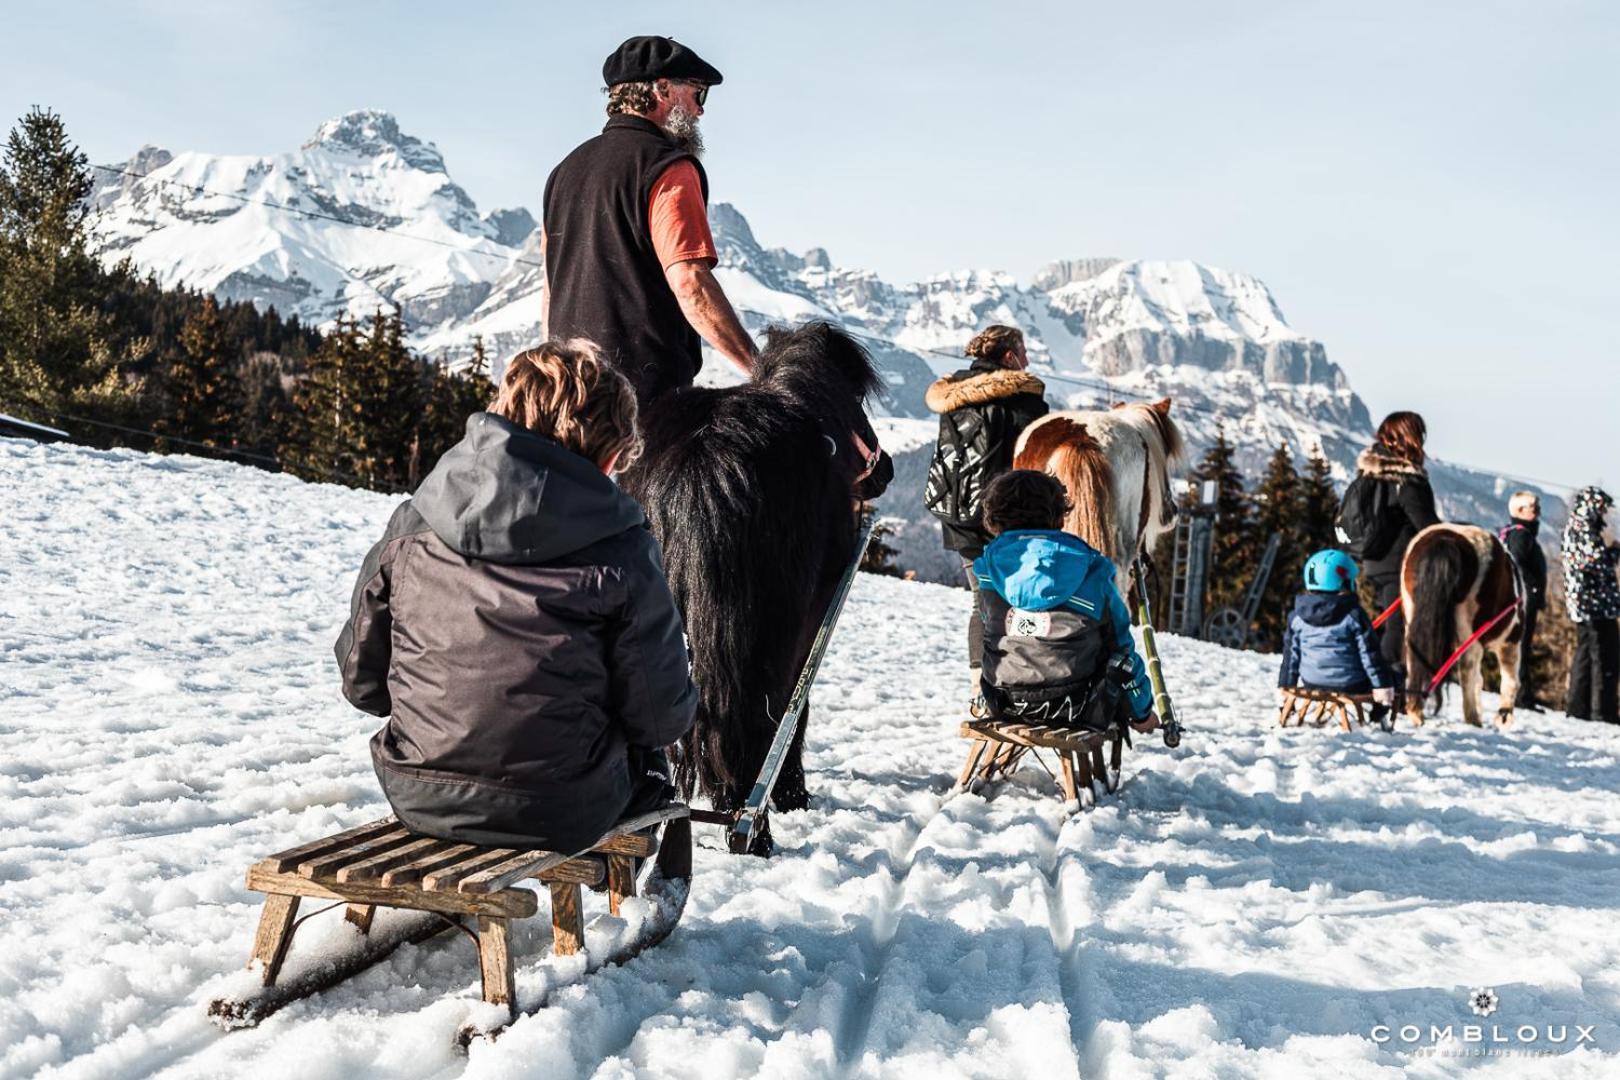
[1131, 557, 1183, 749]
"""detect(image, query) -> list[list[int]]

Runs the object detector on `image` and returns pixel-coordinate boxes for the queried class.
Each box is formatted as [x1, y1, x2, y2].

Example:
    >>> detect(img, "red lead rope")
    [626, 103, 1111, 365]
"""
[1372, 597, 1403, 629]
[1424, 601, 1519, 694]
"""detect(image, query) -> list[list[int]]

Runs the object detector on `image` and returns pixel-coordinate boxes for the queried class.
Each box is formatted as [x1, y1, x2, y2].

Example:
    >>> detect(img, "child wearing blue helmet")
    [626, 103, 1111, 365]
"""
[1279, 549, 1397, 719]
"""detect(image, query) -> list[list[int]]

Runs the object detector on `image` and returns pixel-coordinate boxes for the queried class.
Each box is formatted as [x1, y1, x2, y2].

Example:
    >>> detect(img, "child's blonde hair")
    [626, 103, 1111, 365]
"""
[490, 339, 640, 469]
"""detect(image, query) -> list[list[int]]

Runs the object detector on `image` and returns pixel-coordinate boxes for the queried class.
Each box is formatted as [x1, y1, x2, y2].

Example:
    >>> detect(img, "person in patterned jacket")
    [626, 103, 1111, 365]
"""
[1563, 486, 1620, 722]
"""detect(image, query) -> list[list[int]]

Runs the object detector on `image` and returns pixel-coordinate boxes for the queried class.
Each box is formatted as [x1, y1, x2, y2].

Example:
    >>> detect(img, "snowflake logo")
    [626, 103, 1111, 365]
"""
[1468, 987, 1499, 1017]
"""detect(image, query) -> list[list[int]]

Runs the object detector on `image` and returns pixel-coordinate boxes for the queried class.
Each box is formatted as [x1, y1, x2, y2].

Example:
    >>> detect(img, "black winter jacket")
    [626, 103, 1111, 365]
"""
[1499, 518, 1548, 610]
[1355, 444, 1440, 579]
[336, 413, 696, 851]
[924, 361, 1048, 557]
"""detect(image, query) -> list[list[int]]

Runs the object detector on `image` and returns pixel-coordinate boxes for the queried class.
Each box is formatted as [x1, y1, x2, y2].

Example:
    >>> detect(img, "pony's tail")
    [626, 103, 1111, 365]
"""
[1016, 418, 1116, 558]
[1403, 531, 1466, 697]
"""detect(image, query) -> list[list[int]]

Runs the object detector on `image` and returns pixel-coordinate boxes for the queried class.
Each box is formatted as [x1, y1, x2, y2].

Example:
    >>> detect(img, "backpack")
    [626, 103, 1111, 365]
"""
[1335, 474, 1400, 560]
[924, 407, 992, 528]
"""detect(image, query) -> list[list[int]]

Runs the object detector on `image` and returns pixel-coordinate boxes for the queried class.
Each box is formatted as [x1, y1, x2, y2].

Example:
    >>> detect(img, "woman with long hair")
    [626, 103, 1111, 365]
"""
[1355, 411, 1440, 699]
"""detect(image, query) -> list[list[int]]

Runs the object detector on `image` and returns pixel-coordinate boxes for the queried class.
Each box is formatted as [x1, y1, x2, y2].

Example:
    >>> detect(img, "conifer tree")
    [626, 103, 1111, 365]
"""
[160, 294, 241, 449]
[1251, 443, 1303, 649]
[1190, 427, 1259, 618]
[286, 314, 364, 484]
[1299, 447, 1339, 553]
[414, 350, 496, 485]
[352, 310, 425, 489]
[0, 107, 141, 425]
[860, 519, 906, 577]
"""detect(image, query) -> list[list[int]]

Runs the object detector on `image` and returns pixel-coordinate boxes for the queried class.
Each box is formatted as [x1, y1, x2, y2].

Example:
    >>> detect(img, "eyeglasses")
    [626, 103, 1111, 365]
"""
[678, 80, 709, 107]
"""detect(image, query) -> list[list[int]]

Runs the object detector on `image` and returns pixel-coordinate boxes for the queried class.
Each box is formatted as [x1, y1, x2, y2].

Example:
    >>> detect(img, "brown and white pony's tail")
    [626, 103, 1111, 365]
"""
[1402, 526, 1477, 702]
[1015, 417, 1117, 558]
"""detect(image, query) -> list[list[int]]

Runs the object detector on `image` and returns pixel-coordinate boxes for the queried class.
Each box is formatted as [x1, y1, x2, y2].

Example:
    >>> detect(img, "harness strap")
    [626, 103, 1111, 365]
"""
[850, 428, 882, 484]
[1425, 601, 1518, 694]
[1372, 597, 1403, 629]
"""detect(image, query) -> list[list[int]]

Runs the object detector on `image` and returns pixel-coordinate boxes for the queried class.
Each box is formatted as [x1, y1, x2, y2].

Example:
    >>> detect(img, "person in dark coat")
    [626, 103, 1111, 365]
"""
[336, 340, 697, 852]
[923, 325, 1048, 678]
[542, 35, 756, 412]
[1354, 411, 1440, 701]
[1278, 550, 1396, 714]
[971, 470, 1158, 732]
[1562, 485, 1620, 723]
[1500, 490, 1549, 709]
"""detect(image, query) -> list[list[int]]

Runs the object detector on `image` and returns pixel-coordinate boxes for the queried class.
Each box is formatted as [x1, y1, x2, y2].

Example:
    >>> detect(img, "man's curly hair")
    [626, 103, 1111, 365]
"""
[606, 81, 657, 117]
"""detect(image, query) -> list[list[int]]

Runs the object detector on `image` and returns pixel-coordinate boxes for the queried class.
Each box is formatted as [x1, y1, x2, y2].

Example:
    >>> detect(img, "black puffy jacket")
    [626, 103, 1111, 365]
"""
[923, 361, 1048, 557]
[1354, 444, 1440, 580]
[336, 413, 696, 852]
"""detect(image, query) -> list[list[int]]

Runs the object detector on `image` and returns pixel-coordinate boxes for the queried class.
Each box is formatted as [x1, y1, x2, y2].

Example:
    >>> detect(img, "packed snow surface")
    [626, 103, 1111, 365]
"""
[2, 436, 1618, 1079]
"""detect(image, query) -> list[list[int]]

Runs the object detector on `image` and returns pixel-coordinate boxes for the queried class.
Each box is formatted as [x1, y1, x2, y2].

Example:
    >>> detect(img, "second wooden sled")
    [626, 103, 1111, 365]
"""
[207, 805, 691, 1039]
[1278, 688, 1385, 732]
[957, 719, 1126, 810]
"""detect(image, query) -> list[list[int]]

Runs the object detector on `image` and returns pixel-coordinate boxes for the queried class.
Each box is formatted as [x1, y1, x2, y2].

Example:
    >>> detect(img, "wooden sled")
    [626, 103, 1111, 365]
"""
[957, 720, 1125, 809]
[208, 805, 691, 1037]
[1278, 688, 1382, 732]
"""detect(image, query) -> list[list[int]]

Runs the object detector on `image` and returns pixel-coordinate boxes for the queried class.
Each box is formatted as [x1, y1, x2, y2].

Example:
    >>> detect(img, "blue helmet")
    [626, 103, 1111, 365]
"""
[1303, 549, 1359, 592]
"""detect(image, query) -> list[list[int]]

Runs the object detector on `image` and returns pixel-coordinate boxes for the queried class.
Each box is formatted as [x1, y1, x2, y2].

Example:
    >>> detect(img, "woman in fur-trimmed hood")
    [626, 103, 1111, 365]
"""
[1562, 485, 1619, 721]
[923, 324, 1049, 674]
[1355, 411, 1441, 693]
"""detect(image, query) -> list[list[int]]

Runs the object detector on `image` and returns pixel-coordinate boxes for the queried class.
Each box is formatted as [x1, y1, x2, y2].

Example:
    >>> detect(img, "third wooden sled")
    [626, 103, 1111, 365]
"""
[1277, 687, 1379, 732]
[957, 720, 1125, 808]
[208, 805, 691, 1039]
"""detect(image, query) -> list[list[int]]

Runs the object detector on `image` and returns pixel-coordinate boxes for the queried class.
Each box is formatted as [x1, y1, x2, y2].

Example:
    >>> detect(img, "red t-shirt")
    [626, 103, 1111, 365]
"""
[648, 160, 717, 270]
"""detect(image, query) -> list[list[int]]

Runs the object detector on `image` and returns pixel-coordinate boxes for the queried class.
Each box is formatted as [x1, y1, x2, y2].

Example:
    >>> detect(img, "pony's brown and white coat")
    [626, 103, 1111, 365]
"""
[1013, 399, 1185, 588]
[1400, 523, 1522, 727]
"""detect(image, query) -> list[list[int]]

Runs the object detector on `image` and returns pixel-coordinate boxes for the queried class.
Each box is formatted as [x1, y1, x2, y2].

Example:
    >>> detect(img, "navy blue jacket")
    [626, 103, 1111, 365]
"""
[1278, 591, 1394, 692]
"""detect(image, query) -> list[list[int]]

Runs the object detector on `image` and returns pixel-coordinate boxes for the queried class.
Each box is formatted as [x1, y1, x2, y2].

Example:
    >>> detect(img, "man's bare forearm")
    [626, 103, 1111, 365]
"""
[666, 261, 757, 375]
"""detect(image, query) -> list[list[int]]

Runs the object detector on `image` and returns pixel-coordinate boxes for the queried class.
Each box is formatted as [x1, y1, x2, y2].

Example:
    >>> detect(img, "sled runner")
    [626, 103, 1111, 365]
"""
[208, 805, 691, 1035]
[1277, 687, 1384, 732]
[956, 719, 1126, 809]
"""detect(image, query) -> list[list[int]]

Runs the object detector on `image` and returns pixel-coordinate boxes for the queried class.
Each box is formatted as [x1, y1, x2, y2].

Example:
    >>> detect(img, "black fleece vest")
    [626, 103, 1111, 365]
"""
[543, 116, 709, 408]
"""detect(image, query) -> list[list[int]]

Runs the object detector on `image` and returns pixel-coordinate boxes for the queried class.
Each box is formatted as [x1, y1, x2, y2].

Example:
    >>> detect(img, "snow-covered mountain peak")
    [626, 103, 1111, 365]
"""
[302, 109, 445, 173]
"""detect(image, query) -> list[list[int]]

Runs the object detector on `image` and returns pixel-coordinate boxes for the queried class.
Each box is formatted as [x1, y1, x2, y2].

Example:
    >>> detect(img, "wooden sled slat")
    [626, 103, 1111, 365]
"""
[259, 816, 400, 873]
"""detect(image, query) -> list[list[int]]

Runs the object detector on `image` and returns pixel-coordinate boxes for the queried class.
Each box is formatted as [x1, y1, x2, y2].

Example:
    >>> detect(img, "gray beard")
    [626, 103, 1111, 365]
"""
[662, 106, 705, 158]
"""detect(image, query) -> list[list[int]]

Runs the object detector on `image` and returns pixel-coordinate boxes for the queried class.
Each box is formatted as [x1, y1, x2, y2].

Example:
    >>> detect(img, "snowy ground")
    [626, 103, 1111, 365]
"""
[3, 436, 1619, 1079]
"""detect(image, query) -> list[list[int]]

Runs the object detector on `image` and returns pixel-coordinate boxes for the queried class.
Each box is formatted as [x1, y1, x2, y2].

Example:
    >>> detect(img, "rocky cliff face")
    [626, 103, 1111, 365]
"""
[90, 111, 1557, 581]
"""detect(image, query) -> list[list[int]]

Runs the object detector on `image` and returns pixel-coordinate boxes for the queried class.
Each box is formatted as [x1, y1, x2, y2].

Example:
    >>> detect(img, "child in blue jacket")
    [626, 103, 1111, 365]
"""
[972, 470, 1158, 731]
[1278, 550, 1397, 711]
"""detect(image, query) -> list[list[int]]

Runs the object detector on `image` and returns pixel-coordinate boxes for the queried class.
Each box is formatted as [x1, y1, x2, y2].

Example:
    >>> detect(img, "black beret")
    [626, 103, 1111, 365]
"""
[603, 36, 723, 87]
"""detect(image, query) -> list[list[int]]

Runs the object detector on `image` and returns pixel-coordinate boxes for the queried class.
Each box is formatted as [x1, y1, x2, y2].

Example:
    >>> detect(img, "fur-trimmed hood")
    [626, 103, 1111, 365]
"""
[1356, 443, 1427, 482]
[925, 368, 1046, 414]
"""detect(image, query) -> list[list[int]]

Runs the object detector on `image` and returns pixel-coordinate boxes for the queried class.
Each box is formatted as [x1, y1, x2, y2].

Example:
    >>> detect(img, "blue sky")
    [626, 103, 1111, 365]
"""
[5, 1, 1615, 496]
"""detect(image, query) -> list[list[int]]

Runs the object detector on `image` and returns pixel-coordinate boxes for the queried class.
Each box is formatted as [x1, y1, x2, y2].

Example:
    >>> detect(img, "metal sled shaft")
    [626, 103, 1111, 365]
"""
[729, 513, 877, 854]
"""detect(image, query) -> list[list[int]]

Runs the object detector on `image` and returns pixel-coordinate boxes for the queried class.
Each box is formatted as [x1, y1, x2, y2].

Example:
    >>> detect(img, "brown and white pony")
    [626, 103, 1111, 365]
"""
[1401, 523, 1522, 727]
[1012, 399, 1185, 590]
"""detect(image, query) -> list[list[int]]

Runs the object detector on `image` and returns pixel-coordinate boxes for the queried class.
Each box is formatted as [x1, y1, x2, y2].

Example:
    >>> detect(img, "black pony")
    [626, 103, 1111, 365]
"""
[621, 322, 890, 850]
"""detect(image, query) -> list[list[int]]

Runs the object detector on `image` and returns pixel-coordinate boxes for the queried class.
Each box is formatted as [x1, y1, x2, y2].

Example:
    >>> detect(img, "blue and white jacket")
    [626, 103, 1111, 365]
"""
[1277, 591, 1394, 692]
[972, 530, 1154, 719]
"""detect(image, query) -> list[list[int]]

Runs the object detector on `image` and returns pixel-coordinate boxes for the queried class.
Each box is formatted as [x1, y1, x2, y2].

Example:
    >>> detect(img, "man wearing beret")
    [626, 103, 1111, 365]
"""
[543, 35, 758, 411]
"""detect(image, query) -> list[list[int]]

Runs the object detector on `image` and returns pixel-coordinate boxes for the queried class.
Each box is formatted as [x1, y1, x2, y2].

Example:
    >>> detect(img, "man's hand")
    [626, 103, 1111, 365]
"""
[665, 259, 758, 376]
[1131, 712, 1160, 734]
[1372, 687, 1395, 706]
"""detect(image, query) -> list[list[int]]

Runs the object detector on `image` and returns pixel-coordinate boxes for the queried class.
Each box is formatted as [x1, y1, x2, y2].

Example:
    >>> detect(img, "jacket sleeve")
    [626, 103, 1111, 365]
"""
[334, 505, 414, 717]
[1104, 584, 1155, 719]
[1349, 608, 1394, 689]
[1399, 476, 1441, 532]
[606, 531, 699, 749]
[1278, 614, 1301, 688]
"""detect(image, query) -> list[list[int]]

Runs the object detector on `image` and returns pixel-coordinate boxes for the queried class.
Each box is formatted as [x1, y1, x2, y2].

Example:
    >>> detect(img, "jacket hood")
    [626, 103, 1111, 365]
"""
[978, 529, 1112, 611]
[1292, 590, 1362, 627]
[925, 368, 1046, 414]
[1357, 443, 1427, 481]
[1571, 485, 1615, 525]
[411, 412, 645, 564]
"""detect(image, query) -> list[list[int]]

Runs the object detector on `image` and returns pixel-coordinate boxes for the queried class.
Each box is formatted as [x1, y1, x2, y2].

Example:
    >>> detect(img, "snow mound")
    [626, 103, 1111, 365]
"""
[3, 435, 1618, 1078]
